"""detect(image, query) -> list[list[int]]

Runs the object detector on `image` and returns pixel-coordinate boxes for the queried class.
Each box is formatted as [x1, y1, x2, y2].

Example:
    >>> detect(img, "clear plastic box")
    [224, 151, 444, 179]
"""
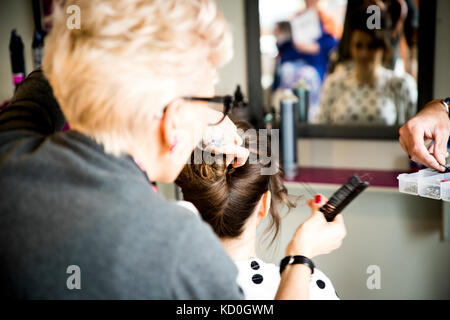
[397, 168, 450, 201]
[441, 181, 450, 201]
[397, 169, 440, 195]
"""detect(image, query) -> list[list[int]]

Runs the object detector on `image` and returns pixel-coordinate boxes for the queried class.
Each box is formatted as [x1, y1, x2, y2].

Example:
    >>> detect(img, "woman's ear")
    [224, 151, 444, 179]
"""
[161, 98, 184, 150]
[257, 190, 271, 221]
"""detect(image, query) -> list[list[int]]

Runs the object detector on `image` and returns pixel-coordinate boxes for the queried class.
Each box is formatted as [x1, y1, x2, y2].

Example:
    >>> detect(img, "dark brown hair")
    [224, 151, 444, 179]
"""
[175, 120, 297, 245]
[348, 5, 393, 66]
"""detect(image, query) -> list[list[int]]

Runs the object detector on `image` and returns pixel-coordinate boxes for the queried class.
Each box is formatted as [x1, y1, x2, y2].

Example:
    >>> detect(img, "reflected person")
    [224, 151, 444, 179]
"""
[317, 6, 417, 125]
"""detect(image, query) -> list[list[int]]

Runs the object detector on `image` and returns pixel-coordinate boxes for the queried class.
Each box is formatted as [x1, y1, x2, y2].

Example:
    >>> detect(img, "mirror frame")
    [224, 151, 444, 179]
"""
[245, 0, 437, 140]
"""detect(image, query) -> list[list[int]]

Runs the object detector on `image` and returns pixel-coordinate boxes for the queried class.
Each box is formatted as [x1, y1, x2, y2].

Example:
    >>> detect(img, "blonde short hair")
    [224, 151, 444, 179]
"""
[43, 0, 232, 155]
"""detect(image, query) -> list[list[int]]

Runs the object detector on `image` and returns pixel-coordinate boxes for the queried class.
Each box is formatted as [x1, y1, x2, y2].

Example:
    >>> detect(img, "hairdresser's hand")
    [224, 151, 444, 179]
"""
[286, 194, 347, 259]
[201, 111, 249, 168]
[399, 100, 450, 171]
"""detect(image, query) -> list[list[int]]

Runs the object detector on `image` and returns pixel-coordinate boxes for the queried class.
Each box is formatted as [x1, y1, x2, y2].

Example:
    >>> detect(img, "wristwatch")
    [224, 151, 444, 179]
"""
[279, 255, 315, 275]
[440, 97, 450, 114]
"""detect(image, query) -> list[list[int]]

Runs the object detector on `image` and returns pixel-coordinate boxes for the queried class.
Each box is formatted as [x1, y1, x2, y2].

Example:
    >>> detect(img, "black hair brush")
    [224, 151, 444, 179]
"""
[319, 174, 370, 222]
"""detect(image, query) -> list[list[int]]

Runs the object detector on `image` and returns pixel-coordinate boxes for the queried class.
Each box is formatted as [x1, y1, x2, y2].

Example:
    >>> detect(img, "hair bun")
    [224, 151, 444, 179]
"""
[198, 161, 227, 181]
[201, 161, 239, 181]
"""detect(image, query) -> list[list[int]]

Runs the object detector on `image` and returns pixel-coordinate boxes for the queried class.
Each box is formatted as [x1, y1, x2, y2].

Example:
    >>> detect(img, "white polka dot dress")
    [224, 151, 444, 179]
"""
[316, 63, 417, 125]
[235, 258, 340, 300]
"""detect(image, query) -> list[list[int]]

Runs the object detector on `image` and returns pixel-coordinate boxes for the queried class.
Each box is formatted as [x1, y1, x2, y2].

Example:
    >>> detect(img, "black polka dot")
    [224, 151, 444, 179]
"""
[252, 274, 264, 284]
[238, 286, 244, 295]
[367, 114, 375, 122]
[351, 114, 359, 121]
[316, 280, 326, 289]
[250, 261, 260, 270]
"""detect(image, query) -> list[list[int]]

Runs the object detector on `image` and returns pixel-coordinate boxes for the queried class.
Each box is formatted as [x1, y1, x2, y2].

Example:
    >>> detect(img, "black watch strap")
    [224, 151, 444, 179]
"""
[279, 255, 315, 275]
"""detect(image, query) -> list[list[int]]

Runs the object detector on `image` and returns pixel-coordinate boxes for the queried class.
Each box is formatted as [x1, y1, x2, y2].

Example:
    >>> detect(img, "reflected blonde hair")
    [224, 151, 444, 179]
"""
[43, 0, 232, 155]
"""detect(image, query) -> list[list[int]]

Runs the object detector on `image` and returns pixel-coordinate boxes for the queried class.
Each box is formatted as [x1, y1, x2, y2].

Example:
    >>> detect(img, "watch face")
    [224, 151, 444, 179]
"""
[444, 97, 450, 105]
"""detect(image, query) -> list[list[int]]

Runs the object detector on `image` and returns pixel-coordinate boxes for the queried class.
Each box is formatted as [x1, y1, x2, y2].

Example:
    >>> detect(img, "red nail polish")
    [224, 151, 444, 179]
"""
[315, 195, 321, 204]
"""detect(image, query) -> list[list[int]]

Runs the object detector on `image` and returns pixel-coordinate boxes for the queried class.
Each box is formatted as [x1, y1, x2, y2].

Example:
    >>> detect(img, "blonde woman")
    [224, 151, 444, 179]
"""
[0, 0, 345, 299]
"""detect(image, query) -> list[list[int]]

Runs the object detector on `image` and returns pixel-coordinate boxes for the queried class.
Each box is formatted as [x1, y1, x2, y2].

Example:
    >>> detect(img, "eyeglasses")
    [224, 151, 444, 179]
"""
[183, 95, 234, 126]
[155, 95, 234, 126]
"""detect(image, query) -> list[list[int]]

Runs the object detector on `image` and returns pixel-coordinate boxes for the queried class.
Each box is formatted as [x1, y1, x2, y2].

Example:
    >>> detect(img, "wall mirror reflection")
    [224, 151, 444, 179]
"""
[247, 0, 435, 139]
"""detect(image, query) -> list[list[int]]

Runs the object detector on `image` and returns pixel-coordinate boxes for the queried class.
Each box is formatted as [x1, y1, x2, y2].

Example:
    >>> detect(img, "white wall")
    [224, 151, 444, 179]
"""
[434, 0, 450, 98]
[297, 139, 410, 170]
[257, 184, 450, 299]
[215, 0, 249, 97]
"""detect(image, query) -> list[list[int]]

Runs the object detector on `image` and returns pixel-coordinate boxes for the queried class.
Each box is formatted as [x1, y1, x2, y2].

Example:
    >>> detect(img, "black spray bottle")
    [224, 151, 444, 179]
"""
[9, 29, 26, 92]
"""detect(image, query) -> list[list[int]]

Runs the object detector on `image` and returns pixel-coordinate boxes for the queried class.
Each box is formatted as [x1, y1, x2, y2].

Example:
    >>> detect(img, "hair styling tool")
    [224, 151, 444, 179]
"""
[432, 164, 450, 173]
[319, 174, 369, 222]
[9, 29, 26, 91]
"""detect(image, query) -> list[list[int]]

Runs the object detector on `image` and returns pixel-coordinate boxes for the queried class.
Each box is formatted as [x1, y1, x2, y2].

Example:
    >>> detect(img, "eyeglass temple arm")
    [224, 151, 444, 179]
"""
[183, 96, 233, 104]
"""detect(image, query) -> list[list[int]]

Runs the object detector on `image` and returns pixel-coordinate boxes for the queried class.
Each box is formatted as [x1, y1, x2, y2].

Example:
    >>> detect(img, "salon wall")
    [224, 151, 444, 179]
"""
[433, 0, 450, 98]
[0, 0, 34, 104]
[215, 0, 249, 97]
[257, 184, 450, 299]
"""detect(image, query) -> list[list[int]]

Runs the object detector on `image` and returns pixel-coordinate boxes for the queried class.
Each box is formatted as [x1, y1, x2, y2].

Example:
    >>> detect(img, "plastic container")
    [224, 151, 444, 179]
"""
[397, 169, 440, 196]
[418, 172, 450, 200]
[441, 181, 450, 201]
[397, 168, 450, 201]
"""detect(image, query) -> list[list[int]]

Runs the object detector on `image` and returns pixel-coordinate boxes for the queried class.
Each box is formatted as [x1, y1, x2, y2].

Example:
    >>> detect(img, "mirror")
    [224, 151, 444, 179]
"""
[246, 0, 435, 139]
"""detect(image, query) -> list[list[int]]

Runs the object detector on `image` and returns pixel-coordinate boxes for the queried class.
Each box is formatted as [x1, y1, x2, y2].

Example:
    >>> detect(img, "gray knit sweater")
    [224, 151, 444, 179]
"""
[0, 70, 243, 299]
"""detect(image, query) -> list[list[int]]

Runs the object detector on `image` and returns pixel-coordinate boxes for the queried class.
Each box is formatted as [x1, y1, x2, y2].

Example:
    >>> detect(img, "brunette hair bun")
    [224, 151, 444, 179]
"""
[175, 120, 298, 245]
